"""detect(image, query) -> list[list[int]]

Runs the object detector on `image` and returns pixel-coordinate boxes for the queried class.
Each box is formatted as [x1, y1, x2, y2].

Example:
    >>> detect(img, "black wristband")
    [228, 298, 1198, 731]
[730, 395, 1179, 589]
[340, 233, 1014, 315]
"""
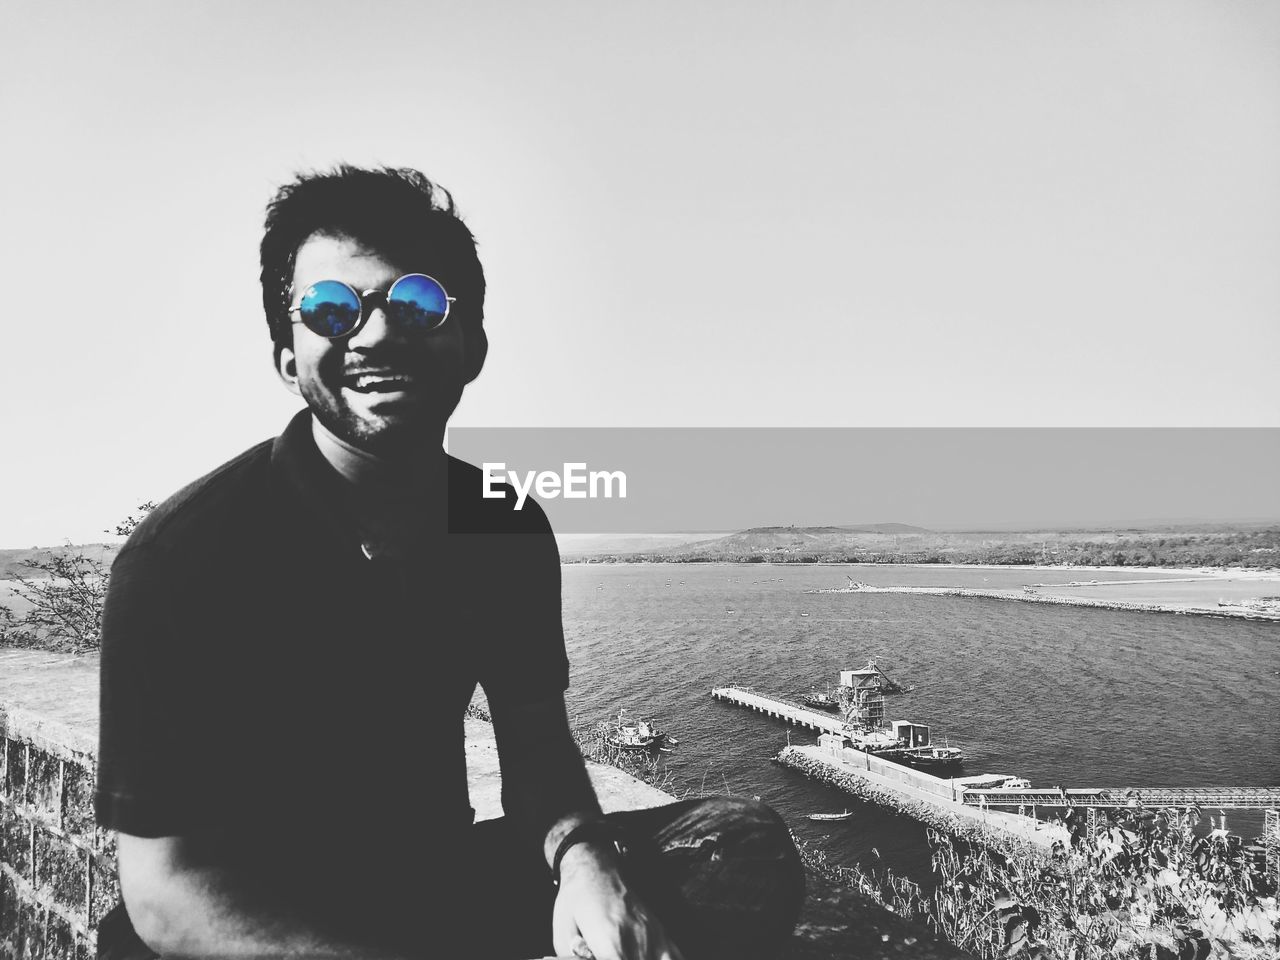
[551, 819, 628, 884]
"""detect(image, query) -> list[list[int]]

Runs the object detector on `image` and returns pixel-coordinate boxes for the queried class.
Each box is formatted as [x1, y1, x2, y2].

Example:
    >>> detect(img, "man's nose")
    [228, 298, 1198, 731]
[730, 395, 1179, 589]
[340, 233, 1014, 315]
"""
[347, 301, 401, 349]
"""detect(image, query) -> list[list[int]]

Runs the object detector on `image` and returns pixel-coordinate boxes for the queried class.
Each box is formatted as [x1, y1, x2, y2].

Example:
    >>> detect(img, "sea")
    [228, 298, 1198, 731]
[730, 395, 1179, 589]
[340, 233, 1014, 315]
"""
[559, 563, 1280, 887]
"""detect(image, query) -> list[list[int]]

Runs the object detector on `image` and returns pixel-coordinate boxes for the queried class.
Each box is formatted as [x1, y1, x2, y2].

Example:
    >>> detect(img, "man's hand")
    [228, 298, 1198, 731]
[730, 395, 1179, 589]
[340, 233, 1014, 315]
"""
[490, 694, 680, 957]
[552, 842, 684, 960]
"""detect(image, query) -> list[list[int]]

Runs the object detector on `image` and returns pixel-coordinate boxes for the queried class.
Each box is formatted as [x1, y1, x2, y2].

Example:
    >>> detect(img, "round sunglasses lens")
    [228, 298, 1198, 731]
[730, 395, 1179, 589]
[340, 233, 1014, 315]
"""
[299, 281, 361, 337]
[387, 274, 449, 330]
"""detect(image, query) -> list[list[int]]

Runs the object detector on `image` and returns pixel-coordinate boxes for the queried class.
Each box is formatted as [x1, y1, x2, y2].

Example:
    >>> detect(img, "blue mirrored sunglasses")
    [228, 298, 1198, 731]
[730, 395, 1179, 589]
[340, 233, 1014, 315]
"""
[288, 273, 454, 339]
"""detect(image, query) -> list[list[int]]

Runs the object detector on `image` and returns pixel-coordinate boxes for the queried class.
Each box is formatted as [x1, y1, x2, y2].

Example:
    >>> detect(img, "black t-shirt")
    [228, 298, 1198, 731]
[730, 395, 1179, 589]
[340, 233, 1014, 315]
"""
[96, 411, 568, 918]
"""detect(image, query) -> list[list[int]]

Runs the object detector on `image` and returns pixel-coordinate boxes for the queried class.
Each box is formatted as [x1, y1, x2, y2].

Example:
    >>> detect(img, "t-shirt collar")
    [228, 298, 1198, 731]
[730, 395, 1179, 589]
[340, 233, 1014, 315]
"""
[268, 409, 364, 549]
[267, 409, 452, 560]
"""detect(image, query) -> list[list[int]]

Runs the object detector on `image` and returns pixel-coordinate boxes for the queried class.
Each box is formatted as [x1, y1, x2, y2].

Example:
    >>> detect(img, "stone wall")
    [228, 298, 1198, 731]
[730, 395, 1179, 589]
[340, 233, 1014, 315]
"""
[1, 648, 970, 959]
[820, 733, 960, 802]
[1, 651, 111, 960]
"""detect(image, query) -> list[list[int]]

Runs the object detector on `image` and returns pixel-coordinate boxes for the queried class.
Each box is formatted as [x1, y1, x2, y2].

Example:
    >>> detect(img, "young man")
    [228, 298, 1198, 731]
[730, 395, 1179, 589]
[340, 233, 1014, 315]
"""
[96, 166, 803, 960]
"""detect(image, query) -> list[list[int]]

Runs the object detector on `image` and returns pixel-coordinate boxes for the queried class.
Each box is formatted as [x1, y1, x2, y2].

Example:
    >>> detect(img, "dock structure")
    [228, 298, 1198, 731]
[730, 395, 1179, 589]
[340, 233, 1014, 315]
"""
[963, 786, 1280, 810]
[714, 684, 1280, 851]
[711, 686, 847, 736]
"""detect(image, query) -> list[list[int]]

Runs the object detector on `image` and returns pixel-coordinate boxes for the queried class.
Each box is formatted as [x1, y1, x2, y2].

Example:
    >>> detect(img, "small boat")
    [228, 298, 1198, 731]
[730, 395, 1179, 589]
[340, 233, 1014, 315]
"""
[885, 743, 966, 773]
[807, 810, 853, 821]
[605, 710, 675, 752]
[991, 777, 1032, 790]
[606, 717, 657, 751]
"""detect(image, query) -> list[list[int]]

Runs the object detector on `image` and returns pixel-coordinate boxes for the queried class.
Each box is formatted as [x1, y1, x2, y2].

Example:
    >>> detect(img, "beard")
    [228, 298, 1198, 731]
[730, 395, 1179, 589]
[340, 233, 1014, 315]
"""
[299, 360, 462, 460]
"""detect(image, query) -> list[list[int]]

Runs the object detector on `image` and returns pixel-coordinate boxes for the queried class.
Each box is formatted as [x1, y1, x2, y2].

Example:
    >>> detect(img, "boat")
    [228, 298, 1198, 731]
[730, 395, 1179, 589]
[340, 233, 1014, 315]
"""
[605, 710, 675, 751]
[838, 716, 967, 773]
[826, 660, 964, 770]
[800, 688, 841, 712]
[606, 713, 658, 751]
[807, 809, 853, 821]
[884, 742, 966, 773]
[808, 662, 969, 772]
[990, 777, 1032, 790]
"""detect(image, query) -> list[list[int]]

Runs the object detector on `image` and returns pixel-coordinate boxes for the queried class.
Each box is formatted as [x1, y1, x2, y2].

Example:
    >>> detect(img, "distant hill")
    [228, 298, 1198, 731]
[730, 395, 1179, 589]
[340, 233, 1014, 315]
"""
[831, 523, 932, 535]
[556, 532, 728, 558]
[0, 544, 119, 579]
[569, 523, 1280, 568]
[653, 525, 938, 561]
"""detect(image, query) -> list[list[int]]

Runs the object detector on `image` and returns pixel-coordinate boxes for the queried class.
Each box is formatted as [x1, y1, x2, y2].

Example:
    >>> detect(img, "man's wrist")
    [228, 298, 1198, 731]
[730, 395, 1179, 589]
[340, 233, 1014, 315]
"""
[550, 819, 629, 884]
[556, 838, 623, 885]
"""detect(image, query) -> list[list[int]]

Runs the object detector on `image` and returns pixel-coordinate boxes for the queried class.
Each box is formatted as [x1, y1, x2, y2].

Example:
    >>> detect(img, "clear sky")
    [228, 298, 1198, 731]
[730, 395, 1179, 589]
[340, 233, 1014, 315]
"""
[2, 1, 1277, 546]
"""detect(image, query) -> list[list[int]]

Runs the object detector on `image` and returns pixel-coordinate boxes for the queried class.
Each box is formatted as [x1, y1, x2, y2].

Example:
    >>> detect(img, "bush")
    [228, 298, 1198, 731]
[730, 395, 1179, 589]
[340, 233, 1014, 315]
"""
[856, 806, 1277, 959]
[0, 503, 153, 654]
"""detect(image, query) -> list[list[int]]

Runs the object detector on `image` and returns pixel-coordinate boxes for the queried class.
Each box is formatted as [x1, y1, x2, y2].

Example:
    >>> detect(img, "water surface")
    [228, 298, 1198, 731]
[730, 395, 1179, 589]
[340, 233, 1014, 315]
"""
[561, 563, 1280, 885]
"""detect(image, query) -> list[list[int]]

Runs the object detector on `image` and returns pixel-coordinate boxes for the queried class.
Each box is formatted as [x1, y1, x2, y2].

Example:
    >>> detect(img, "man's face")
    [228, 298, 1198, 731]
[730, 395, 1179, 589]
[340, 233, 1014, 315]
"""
[277, 232, 467, 456]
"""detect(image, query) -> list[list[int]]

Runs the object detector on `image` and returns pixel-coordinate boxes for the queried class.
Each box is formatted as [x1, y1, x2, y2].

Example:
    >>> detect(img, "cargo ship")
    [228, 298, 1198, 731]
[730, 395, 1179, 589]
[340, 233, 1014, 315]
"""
[838, 721, 966, 773]
[834, 661, 966, 773]
[800, 688, 841, 711]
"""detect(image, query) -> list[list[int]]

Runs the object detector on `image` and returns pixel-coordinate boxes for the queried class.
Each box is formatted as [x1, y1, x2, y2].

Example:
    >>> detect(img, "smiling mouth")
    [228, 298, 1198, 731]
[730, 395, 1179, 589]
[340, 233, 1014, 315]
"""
[342, 373, 419, 394]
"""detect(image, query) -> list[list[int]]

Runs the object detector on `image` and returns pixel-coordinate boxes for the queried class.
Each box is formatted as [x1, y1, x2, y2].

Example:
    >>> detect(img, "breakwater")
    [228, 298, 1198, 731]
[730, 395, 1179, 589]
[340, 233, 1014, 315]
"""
[808, 583, 1280, 621]
[777, 747, 982, 842]
[777, 742, 1068, 853]
[713, 684, 1070, 851]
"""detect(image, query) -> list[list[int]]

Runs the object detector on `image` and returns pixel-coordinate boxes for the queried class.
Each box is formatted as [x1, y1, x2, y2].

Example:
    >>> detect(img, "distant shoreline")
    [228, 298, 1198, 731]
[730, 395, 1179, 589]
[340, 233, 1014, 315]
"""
[807, 579, 1280, 623]
[556, 522, 1280, 570]
[553, 560, 1280, 622]
[560, 557, 1280, 578]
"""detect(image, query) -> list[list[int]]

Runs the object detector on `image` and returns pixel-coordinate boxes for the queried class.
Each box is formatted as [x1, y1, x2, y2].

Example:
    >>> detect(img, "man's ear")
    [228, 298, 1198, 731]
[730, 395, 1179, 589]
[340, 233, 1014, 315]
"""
[463, 326, 488, 385]
[274, 342, 302, 396]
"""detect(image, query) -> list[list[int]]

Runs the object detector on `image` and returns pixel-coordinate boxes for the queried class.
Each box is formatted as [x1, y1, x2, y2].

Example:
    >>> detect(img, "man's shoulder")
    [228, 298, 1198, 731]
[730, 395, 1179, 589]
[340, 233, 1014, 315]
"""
[446, 455, 556, 537]
[119, 437, 277, 562]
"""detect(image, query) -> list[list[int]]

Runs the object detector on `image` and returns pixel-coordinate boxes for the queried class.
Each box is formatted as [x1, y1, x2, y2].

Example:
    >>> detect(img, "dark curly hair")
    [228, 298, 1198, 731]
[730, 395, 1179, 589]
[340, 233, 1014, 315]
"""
[260, 165, 487, 382]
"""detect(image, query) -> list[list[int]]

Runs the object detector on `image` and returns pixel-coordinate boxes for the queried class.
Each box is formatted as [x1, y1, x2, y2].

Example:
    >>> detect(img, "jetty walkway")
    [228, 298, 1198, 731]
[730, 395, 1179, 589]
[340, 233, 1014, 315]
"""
[713, 685, 1280, 810]
[963, 786, 1280, 810]
[711, 685, 846, 735]
[713, 683, 1280, 856]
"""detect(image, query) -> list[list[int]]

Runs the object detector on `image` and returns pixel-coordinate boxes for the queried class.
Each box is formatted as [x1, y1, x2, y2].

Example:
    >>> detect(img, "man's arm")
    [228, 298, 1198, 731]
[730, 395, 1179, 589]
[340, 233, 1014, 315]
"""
[490, 695, 683, 960]
[104, 543, 396, 959]
[117, 832, 411, 960]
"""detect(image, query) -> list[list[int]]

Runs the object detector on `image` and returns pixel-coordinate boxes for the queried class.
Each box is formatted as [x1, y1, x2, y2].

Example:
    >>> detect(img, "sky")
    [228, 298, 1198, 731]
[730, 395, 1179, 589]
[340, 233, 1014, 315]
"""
[1, 1, 1277, 546]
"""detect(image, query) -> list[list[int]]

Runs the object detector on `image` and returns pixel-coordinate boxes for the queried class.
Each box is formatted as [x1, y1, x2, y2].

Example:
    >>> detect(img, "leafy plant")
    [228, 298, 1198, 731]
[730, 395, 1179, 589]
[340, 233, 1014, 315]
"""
[868, 807, 1279, 959]
[0, 503, 154, 654]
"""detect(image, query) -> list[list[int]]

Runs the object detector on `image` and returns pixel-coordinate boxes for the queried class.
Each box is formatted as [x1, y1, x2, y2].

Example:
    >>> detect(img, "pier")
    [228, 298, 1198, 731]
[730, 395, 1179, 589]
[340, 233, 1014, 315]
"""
[711, 685, 847, 735]
[714, 684, 1280, 852]
[962, 786, 1280, 810]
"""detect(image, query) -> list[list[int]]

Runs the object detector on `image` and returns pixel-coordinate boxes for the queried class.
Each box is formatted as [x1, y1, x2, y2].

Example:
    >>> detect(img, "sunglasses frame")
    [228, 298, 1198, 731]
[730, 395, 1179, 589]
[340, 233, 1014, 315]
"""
[288, 272, 455, 339]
